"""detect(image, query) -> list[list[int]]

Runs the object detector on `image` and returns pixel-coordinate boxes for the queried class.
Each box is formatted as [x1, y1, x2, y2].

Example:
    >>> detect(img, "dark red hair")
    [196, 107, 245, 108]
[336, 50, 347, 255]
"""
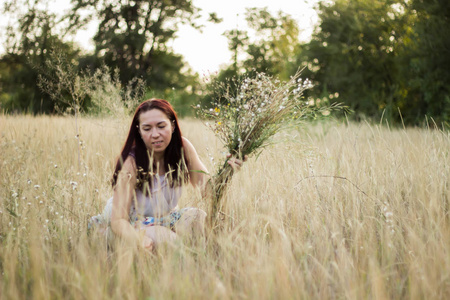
[112, 99, 189, 189]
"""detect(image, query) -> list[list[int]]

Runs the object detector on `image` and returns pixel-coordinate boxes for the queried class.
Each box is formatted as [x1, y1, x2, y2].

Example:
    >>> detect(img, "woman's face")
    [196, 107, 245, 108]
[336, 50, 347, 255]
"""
[138, 109, 174, 155]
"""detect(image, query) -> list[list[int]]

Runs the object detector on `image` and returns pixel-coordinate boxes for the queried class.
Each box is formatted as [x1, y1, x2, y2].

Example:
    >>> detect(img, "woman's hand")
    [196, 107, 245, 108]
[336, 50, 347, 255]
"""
[226, 154, 248, 171]
[141, 235, 154, 252]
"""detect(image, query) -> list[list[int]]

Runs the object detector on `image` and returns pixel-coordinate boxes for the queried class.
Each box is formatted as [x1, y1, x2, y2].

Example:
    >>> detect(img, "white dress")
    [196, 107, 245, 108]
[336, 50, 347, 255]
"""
[89, 175, 183, 230]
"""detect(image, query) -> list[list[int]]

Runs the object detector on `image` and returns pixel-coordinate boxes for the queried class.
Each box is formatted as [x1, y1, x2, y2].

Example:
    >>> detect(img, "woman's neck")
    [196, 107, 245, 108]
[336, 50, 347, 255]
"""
[152, 154, 164, 175]
[148, 149, 165, 175]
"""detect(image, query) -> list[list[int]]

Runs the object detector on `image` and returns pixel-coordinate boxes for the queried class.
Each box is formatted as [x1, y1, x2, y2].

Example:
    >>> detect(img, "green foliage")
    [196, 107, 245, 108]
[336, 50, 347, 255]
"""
[300, 0, 412, 123]
[221, 7, 300, 80]
[71, 0, 200, 92]
[203, 8, 301, 109]
[404, 0, 450, 125]
[0, 0, 203, 114]
[299, 0, 449, 126]
[0, 0, 81, 113]
[1, 0, 448, 125]
[37, 52, 147, 118]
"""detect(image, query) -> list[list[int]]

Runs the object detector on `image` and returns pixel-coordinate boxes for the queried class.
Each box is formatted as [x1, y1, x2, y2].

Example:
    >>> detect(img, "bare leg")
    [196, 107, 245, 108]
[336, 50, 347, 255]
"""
[174, 208, 207, 239]
[141, 225, 177, 249]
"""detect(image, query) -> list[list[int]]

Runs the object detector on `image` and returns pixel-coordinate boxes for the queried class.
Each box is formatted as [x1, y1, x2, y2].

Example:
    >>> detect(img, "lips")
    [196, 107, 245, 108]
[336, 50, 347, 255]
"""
[152, 141, 163, 146]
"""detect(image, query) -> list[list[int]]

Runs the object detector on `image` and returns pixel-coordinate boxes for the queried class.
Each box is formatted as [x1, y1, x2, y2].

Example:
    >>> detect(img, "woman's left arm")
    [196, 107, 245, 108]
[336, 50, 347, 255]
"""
[182, 137, 248, 188]
[182, 137, 209, 188]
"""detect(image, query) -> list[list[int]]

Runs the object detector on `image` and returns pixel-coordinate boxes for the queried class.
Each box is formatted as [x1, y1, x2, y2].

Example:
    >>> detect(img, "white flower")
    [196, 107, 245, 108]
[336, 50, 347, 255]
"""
[34, 185, 40, 189]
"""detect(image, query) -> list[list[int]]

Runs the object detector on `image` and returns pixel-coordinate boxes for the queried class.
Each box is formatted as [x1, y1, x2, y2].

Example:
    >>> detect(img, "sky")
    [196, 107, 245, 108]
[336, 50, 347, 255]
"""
[0, 0, 320, 74]
[171, 0, 319, 74]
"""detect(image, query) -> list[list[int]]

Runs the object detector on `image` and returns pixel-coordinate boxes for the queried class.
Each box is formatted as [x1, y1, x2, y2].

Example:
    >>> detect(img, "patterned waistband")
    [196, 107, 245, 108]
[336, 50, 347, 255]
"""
[132, 208, 190, 229]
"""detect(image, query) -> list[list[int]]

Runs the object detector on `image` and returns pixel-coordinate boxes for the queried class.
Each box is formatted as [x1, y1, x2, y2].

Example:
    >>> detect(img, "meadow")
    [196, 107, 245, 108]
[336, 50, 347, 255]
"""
[0, 114, 449, 299]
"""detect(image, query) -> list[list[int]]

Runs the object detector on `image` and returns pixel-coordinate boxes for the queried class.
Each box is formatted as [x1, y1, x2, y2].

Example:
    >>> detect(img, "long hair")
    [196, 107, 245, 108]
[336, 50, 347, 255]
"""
[111, 99, 189, 189]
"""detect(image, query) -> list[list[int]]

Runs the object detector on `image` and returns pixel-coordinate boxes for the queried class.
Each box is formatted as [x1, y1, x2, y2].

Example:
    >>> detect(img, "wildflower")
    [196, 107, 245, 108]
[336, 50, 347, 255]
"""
[196, 70, 341, 227]
[34, 185, 40, 189]
[70, 181, 78, 190]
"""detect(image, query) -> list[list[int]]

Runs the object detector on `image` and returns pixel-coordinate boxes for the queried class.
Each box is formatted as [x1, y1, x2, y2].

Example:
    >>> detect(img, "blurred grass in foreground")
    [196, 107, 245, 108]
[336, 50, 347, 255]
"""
[0, 115, 449, 299]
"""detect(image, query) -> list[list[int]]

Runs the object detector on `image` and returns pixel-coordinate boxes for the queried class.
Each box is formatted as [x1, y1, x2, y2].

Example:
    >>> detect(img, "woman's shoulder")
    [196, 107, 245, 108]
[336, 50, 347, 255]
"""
[182, 137, 198, 157]
[182, 136, 193, 149]
[121, 155, 137, 174]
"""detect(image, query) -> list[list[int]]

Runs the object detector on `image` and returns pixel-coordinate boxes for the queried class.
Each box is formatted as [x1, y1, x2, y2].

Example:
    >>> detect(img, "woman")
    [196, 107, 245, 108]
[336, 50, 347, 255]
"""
[91, 99, 244, 251]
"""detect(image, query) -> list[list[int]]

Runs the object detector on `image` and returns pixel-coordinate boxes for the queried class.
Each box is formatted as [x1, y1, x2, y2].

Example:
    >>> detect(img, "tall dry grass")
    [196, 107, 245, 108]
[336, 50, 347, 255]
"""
[0, 114, 449, 299]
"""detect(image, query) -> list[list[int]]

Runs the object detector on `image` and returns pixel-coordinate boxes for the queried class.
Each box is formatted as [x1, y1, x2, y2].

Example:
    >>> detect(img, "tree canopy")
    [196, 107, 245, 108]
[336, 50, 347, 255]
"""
[72, 0, 200, 89]
[0, 0, 449, 125]
[300, 0, 449, 125]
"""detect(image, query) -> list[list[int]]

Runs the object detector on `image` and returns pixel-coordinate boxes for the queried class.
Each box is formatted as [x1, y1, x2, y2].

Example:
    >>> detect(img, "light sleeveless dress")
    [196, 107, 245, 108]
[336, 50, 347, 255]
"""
[89, 175, 193, 233]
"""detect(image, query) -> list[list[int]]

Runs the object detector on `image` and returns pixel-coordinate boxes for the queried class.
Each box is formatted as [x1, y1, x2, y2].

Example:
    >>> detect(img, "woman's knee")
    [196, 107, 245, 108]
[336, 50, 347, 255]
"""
[175, 208, 206, 234]
[144, 225, 177, 245]
[184, 208, 206, 224]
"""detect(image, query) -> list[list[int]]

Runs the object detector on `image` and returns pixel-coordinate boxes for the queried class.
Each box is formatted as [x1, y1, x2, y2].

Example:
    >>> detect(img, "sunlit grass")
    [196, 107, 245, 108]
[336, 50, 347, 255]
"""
[1, 114, 449, 299]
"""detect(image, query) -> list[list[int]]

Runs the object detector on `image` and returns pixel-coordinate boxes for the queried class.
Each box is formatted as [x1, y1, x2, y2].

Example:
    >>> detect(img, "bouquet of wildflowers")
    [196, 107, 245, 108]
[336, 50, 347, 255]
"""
[196, 71, 341, 229]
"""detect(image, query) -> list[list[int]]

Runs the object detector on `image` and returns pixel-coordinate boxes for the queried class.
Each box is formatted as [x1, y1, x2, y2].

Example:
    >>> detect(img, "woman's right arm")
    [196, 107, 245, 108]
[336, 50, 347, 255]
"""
[110, 156, 153, 250]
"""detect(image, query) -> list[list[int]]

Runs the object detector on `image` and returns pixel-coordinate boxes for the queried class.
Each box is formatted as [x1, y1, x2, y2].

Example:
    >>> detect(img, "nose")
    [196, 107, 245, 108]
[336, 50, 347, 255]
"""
[150, 127, 160, 138]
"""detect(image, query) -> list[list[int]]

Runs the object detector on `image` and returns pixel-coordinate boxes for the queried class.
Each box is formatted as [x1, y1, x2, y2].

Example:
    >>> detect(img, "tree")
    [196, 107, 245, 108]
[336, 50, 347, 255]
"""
[301, 0, 413, 122]
[210, 8, 300, 92]
[201, 8, 301, 109]
[404, 0, 450, 124]
[243, 7, 300, 80]
[70, 0, 201, 92]
[0, 0, 80, 113]
[221, 8, 300, 80]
